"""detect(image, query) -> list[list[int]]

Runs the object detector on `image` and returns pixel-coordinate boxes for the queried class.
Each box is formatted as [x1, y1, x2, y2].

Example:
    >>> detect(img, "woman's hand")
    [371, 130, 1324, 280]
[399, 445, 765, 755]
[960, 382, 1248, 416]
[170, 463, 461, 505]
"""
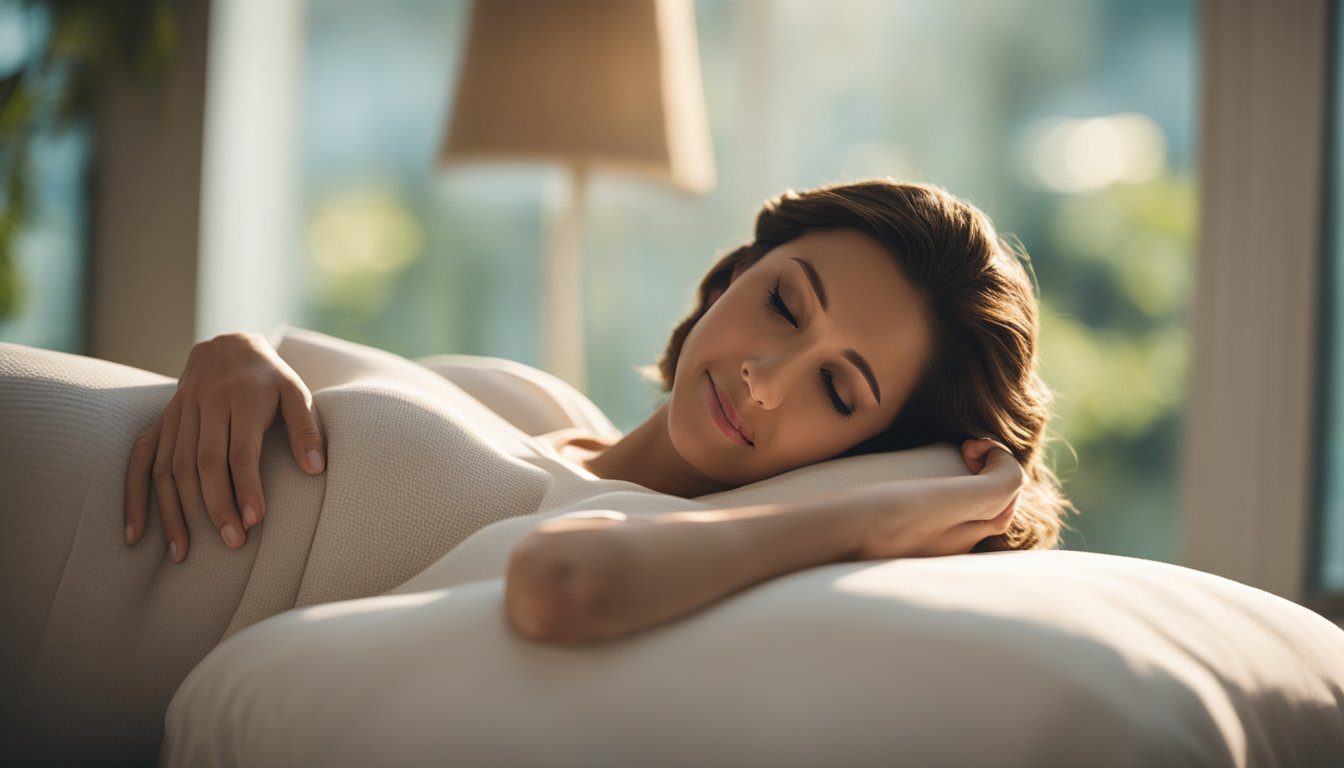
[123, 332, 327, 563]
[853, 438, 1025, 560]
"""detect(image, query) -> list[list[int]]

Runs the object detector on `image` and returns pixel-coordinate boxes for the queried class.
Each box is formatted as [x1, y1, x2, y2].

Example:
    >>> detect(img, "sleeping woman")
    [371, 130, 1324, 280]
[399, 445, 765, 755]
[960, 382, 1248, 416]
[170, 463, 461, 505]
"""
[121, 177, 1078, 646]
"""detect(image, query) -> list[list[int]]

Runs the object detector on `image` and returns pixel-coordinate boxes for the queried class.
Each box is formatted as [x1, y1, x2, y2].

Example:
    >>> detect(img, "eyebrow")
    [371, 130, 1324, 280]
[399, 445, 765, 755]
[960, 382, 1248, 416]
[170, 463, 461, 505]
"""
[788, 256, 882, 407]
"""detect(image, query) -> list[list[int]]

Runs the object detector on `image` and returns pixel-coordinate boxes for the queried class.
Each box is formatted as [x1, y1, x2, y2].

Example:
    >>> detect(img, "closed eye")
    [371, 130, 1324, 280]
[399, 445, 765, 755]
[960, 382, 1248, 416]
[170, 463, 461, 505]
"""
[765, 281, 855, 418]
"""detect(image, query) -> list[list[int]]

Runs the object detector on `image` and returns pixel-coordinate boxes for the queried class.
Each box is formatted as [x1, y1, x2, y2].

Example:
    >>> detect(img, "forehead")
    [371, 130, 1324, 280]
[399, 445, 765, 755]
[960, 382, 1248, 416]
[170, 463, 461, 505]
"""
[766, 228, 931, 404]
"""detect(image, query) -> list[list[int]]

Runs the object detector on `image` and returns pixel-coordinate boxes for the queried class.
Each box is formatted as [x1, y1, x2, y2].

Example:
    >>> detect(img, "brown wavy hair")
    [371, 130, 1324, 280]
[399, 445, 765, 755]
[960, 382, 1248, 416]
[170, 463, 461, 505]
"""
[641, 178, 1079, 552]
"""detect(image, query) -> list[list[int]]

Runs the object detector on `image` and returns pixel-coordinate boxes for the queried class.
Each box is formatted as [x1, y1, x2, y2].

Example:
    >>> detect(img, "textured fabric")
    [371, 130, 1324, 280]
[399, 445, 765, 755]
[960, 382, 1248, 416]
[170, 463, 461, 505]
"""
[0, 327, 975, 766]
[0, 334, 558, 765]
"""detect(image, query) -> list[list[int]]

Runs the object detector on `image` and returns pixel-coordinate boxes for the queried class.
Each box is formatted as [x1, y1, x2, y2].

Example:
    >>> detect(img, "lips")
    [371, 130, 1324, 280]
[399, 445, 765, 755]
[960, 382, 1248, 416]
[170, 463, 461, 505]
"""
[707, 372, 753, 446]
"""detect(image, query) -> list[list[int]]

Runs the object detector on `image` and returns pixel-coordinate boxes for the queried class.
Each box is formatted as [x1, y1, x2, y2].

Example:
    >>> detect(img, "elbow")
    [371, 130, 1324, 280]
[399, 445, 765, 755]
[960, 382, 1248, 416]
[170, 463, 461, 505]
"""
[504, 532, 609, 645]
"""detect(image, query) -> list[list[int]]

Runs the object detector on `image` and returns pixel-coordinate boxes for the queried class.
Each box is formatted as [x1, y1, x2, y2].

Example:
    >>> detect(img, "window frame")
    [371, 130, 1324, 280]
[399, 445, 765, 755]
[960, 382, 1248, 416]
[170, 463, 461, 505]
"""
[1182, 0, 1342, 622]
[1311, 0, 1344, 619]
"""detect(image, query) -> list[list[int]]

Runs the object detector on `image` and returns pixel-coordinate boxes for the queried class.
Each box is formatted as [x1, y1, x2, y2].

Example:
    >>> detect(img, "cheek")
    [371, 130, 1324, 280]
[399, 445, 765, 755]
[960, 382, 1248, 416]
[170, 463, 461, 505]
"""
[769, 410, 864, 464]
[682, 308, 736, 355]
[666, 373, 717, 459]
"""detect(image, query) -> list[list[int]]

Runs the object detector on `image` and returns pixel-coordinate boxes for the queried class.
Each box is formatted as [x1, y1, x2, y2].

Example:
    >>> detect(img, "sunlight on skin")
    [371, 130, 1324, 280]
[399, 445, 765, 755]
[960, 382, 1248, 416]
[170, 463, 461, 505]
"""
[535, 509, 631, 533]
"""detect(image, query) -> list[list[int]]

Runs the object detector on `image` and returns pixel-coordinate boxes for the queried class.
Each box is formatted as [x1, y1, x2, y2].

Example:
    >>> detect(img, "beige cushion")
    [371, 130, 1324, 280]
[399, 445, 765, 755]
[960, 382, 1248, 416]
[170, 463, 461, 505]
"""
[412, 352, 623, 442]
[164, 550, 1344, 767]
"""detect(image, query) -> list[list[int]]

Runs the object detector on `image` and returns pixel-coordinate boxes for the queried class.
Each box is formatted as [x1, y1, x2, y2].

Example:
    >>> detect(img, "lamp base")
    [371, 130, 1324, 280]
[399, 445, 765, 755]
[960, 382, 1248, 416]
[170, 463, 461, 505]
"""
[541, 165, 588, 392]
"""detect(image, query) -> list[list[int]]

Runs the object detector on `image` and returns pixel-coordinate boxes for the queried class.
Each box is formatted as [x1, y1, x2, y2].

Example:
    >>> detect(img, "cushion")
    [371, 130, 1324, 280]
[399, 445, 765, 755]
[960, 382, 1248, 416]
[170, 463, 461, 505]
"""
[411, 352, 623, 442]
[162, 549, 1344, 767]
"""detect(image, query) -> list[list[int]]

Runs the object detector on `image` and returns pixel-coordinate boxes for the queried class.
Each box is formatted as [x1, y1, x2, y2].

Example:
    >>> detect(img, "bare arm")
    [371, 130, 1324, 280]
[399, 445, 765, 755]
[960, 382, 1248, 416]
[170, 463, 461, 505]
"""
[505, 441, 1022, 645]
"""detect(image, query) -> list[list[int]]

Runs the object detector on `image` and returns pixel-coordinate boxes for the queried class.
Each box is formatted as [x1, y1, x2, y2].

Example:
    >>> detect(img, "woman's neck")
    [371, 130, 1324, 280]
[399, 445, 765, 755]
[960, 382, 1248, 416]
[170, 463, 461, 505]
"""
[582, 401, 736, 499]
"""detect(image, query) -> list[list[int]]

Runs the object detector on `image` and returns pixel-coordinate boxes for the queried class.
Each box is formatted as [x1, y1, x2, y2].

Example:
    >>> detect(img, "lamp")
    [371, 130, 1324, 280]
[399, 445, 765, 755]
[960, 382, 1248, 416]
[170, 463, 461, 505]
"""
[438, 0, 715, 392]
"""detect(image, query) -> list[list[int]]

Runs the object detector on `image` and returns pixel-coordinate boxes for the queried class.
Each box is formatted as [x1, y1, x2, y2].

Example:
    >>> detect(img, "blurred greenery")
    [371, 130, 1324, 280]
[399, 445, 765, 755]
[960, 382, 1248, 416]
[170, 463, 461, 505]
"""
[1039, 173, 1194, 446]
[1037, 172, 1194, 561]
[0, 0, 178, 318]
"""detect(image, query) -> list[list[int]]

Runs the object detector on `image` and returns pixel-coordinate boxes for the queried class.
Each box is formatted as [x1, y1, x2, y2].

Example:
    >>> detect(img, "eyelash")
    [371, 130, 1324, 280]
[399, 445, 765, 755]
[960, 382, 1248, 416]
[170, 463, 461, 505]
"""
[764, 281, 855, 418]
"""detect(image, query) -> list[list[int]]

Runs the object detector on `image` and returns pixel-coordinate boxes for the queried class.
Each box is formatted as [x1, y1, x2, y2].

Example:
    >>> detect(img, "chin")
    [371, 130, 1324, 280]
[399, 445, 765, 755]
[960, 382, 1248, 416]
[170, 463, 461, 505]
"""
[666, 386, 755, 487]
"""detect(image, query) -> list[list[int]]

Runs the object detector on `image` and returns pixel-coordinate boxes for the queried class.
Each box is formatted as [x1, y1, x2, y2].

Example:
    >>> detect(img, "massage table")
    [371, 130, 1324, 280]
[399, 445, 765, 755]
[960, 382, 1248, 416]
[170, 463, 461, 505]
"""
[1, 326, 1341, 767]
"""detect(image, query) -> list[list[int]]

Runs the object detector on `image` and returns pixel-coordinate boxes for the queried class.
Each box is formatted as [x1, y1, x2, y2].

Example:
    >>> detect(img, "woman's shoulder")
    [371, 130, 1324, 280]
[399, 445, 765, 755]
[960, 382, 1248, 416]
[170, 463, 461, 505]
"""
[533, 427, 616, 480]
[536, 427, 614, 453]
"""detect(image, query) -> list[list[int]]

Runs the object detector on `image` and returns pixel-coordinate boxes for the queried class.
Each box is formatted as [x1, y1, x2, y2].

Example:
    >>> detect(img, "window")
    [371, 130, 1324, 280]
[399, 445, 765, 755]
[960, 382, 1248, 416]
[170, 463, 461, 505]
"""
[295, 0, 1197, 561]
[1315, 2, 1344, 595]
[0, 7, 91, 353]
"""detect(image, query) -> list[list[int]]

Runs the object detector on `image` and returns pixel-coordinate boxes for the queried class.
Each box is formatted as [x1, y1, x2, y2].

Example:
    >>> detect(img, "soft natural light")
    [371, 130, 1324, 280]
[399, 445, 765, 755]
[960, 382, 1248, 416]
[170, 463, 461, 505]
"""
[296, 589, 447, 623]
[195, 0, 303, 342]
[308, 186, 423, 276]
[1027, 112, 1168, 193]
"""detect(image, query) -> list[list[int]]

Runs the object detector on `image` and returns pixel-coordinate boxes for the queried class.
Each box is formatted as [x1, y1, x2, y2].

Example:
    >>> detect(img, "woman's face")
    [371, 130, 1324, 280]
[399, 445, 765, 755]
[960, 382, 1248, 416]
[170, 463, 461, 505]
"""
[669, 227, 934, 486]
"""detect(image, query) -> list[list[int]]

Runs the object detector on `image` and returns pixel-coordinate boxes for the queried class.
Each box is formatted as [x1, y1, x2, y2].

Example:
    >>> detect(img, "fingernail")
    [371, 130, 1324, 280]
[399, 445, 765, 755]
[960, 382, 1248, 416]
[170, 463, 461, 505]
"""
[222, 523, 243, 548]
[307, 450, 324, 473]
[125, 525, 135, 546]
[242, 504, 258, 528]
[169, 541, 182, 563]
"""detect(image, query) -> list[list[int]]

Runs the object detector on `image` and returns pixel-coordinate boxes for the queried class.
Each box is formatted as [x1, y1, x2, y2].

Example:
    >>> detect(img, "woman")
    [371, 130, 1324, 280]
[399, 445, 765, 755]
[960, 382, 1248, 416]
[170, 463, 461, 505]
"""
[122, 178, 1077, 646]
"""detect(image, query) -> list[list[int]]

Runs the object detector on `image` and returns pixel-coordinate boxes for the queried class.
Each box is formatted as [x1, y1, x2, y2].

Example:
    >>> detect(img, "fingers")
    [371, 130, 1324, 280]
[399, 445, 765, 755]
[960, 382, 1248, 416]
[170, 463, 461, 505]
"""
[961, 438, 1015, 475]
[961, 440, 986, 474]
[961, 438, 999, 474]
[986, 493, 1018, 531]
[975, 493, 1018, 540]
[228, 390, 270, 531]
[278, 379, 325, 474]
[152, 398, 190, 563]
[124, 417, 162, 546]
[981, 443, 1025, 491]
[944, 494, 1019, 556]
[171, 399, 213, 547]
[197, 399, 246, 548]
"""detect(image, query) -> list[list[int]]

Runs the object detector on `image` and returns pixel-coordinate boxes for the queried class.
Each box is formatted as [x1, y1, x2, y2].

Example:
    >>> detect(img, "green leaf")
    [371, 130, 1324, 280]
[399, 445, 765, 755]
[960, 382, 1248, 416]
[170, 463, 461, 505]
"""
[0, 236, 25, 319]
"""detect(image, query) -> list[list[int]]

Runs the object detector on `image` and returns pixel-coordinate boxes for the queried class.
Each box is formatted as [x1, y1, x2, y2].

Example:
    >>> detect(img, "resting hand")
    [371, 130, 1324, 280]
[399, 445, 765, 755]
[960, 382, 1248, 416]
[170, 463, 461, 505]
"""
[123, 332, 326, 563]
[853, 438, 1025, 560]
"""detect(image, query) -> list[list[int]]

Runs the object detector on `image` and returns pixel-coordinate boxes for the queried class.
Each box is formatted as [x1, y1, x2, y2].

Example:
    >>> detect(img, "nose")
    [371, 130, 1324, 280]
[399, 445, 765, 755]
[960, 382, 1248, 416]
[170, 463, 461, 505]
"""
[741, 348, 814, 410]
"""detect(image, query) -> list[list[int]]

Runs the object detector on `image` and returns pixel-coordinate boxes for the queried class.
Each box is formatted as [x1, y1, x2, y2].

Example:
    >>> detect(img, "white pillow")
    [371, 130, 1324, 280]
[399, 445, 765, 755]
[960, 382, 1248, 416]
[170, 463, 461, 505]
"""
[162, 549, 1344, 767]
[413, 352, 623, 442]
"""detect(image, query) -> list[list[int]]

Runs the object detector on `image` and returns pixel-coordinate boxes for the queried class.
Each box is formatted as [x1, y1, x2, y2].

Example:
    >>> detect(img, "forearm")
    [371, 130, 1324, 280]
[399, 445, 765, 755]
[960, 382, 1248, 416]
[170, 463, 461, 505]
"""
[505, 486, 882, 645]
[504, 472, 1004, 645]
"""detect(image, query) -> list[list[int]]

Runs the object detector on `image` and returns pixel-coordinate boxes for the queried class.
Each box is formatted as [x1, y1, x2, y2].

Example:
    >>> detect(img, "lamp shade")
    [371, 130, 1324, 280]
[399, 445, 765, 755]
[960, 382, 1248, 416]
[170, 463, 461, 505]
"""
[439, 0, 716, 194]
